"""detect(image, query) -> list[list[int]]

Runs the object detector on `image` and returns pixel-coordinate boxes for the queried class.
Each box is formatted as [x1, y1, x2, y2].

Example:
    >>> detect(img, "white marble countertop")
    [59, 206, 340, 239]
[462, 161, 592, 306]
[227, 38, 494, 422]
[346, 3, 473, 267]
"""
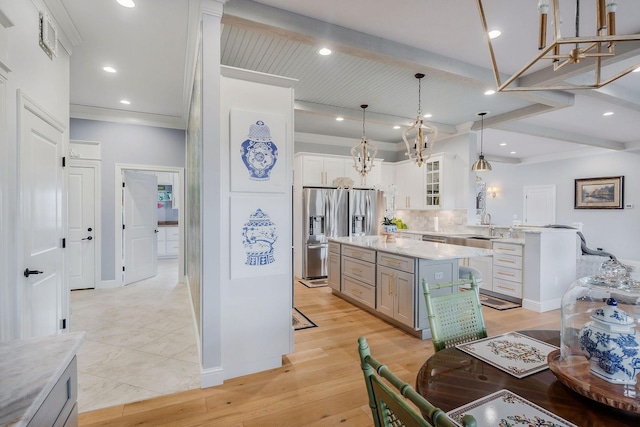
[0, 332, 85, 426]
[329, 236, 493, 260]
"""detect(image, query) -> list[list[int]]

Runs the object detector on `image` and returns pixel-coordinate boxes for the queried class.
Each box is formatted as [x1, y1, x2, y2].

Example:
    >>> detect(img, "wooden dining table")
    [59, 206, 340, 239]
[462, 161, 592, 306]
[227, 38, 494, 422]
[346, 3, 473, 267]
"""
[415, 330, 640, 427]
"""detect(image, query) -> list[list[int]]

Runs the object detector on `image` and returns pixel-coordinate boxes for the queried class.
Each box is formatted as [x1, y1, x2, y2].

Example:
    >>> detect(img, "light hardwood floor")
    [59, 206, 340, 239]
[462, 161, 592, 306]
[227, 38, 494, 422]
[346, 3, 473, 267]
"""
[79, 281, 561, 426]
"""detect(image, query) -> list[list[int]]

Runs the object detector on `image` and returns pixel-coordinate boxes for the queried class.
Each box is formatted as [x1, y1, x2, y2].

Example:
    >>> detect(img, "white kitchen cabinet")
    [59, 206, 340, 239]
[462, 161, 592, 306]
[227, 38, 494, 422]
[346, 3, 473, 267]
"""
[156, 172, 173, 185]
[376, 252, 415, 327]
[157, 226, 179, 258]
[297, 154, 382, 187]
[394, 159, 425, 209]
[423, 153, 464, 209]
[341, 245, 376, 308]
[492, 242, 523, 299]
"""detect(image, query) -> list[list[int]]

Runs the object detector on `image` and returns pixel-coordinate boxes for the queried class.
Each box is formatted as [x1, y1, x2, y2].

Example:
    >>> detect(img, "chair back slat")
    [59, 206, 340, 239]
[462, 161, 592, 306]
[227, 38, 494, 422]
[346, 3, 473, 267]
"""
[422, 274, 487, 352]
[358, 337, 476, 427]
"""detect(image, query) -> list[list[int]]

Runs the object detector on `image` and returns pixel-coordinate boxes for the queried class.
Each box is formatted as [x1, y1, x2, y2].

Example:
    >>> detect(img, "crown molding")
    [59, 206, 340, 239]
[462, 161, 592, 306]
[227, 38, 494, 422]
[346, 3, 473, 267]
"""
[71, 104, 186, 130]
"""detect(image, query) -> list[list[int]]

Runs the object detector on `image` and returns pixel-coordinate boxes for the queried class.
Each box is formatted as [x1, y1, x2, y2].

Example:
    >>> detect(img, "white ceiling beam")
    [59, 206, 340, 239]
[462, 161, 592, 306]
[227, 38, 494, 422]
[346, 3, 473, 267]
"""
[70, 104, 186, 130]
[470, 104, 565, 131]
[582, 85, 640, 113]
[494, 122, 625, 151]
[294, 100, 458, 135]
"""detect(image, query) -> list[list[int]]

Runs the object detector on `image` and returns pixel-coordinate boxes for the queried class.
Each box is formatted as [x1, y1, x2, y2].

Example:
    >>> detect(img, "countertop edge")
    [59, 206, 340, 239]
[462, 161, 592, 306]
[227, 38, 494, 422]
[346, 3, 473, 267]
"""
[1, 331, 85, 427]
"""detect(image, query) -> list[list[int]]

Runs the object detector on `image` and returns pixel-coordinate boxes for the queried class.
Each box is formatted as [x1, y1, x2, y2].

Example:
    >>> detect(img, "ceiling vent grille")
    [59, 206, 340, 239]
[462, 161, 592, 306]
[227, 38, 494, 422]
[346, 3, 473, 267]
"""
[39, 12, 57, 59]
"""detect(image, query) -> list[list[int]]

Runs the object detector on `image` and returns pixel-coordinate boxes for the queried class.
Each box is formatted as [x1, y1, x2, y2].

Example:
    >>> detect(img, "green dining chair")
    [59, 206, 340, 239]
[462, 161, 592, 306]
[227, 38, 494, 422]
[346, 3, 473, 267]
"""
[358, 337, 476, 427]
[422, 273, 487, 352]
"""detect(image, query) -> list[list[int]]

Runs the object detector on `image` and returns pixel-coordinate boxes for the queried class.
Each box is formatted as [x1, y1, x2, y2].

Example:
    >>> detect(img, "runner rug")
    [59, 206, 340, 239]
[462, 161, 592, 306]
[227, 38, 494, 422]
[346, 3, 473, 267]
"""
[479, 294, 521, 311]
[298, 278, 328, 288]
[292, 307, 317, 330]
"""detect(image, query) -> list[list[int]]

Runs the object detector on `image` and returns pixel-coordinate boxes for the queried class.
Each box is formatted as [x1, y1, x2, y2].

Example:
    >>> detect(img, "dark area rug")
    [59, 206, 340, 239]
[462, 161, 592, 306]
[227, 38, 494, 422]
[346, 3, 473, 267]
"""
[480, 294, 521, 311]
[298, 278, 328, 288]
[292, 307, 317, 330]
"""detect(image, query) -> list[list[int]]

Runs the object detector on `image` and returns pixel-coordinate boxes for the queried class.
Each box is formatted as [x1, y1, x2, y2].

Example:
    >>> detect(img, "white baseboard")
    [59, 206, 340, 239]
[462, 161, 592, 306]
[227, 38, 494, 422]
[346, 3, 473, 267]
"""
[98, 279, 121, 289]
[200, 366, 224, 388]
[522, 298, 561, 313]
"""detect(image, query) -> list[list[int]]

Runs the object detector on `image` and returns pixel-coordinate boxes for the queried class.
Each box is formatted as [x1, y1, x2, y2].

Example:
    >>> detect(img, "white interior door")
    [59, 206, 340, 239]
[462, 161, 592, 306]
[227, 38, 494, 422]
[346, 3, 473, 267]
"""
[124, 170, 158, 284]
[524, 185, 556, 226]
[68, 165, 96, 290]
[20, 99, 64, 337]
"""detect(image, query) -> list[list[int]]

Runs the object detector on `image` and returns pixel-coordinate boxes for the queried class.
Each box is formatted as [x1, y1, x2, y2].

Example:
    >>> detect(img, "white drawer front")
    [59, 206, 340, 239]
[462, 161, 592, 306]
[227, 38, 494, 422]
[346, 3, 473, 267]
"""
[377, 252, 414, 274]
[166, 241, 179, 255]
[493, 277, 523, 298]
[342, 245, 376, 263]
[329, 242, 341, 254]
[342, 256, 376, 284]
[493, 242, 523, 256]
[342, 276, 375, 308]
[493, 265, 523, 283]
[493, 253, 523, 269]
[166, 227, 179, 241]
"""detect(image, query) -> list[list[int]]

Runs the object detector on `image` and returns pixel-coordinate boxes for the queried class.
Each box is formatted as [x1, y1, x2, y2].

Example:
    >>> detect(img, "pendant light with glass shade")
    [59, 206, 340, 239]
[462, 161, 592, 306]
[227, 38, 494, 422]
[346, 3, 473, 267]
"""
[472, 112, 492, 172]
[351, 104, 377, 185]
[403, 73, 438, 167]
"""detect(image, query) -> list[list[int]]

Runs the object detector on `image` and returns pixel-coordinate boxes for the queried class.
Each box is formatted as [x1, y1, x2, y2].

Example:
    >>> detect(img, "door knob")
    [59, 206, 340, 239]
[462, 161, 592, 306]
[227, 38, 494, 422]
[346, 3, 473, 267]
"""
[154, 229, 159, 233]
[24, 269, 43, 278]
[82, 236, 93, 240]
[88, 227, 93, 232]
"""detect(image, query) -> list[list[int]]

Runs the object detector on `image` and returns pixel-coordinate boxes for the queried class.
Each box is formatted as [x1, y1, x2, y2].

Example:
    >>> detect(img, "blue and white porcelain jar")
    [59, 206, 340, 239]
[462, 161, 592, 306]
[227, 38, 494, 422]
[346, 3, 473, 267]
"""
[240, 120, 278, 181]
[241, 208, 278, 266]
[579, 298, 640, 384]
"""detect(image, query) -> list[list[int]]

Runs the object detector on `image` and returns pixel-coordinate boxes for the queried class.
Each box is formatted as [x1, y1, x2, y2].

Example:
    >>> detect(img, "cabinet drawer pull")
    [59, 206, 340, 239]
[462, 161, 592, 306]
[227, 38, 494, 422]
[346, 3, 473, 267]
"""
[497, 271, 515, 278]
[498, 258, 516, 264]
[351, 288, 362, 294]
[352, 268, 363, 274]
[496, 285, 514, 291]
[385, 259, 402, 265]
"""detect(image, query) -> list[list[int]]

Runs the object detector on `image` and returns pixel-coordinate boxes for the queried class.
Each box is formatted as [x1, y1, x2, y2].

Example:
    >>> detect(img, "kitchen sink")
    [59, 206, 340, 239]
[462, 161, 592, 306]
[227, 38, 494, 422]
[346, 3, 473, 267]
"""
[444, 235, 494, 249]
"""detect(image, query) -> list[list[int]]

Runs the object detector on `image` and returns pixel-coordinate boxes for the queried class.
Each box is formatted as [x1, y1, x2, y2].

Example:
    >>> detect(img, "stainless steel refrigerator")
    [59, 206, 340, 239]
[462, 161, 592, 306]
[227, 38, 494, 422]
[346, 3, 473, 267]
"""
[302, 187, 383, 279]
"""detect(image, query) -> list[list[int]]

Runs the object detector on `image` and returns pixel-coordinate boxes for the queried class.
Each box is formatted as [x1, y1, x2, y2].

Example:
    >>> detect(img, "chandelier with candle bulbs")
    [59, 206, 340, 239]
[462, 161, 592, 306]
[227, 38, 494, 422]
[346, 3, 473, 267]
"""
[351, 104, 377, 184]
[403, 73, 438, 167]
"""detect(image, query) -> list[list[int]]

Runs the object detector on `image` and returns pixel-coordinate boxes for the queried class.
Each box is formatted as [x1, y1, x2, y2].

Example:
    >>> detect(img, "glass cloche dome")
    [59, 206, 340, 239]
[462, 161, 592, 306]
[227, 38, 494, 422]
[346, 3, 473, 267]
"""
[560, 260, 640, 374]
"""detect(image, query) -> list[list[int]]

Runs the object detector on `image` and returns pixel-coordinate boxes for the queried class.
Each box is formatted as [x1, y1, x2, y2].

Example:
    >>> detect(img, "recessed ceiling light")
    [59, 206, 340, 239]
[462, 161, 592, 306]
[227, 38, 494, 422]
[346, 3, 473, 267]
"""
[510, 151, 517, 154]
[393, 125, 400, 129]
[423, 113, 432, 118]
[117, 0, 135, 8]
[318, 48, 332, 56]
[633, 66, 640, 73]
[488, 30, 502, 39]
[484, 89, 496, 95]
[500, 143, 507, 146]
[120, 100, 131, 105]
[335, 117, 344, 121]
[103, 66, 116, 73]
[603, 111, 614, 116]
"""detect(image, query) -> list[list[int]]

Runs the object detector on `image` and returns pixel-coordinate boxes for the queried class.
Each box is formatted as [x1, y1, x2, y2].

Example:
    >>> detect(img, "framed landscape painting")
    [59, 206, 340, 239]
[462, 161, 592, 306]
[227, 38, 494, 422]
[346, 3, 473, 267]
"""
[574, 176, 624, 209]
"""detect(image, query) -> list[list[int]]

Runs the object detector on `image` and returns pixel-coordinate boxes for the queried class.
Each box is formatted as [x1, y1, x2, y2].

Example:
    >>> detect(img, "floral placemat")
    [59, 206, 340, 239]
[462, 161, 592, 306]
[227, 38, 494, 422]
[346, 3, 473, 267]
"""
[447, 389, 577, 427]
[456, 331, 559, 378]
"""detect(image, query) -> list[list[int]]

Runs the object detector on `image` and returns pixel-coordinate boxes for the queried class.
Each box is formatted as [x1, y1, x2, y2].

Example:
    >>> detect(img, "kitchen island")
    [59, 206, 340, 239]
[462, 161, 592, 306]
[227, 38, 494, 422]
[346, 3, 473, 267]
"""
[328, 236, 492, 339]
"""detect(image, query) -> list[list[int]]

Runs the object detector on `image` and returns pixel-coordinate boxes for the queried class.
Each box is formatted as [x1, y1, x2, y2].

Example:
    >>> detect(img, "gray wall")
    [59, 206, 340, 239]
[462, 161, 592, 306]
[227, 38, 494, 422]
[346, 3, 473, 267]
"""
[70, 118, 186, 281]
[483, 150, 640, 261]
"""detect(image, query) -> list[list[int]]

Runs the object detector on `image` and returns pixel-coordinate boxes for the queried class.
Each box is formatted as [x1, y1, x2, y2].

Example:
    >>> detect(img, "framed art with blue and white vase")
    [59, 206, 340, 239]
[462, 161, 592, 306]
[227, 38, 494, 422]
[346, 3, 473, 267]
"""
[230, 109, 286, 193]
[230, 195, 288, 279]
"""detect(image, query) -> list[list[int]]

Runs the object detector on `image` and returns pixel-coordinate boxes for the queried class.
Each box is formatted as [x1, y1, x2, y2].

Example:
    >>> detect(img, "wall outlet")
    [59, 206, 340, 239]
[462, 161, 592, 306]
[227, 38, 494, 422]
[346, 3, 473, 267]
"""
[625, 203, 633, 209]
[434, 272, 444, 280]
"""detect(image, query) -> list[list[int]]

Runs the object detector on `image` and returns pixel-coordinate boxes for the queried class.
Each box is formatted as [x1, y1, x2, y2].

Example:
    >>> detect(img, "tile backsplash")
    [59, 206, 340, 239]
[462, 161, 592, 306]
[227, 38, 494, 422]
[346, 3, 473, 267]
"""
[394, 209, 468, 233]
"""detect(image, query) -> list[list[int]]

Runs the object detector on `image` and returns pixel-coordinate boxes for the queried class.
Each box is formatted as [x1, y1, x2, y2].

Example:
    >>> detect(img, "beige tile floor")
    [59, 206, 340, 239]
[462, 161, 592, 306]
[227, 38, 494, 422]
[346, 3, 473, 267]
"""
[70, 259, 200, 413]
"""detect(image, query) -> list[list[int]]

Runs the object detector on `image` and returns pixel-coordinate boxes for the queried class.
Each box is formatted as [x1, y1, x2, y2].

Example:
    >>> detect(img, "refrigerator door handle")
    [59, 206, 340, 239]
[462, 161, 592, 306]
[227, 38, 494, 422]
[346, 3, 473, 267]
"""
[307, 244, 327, 249]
